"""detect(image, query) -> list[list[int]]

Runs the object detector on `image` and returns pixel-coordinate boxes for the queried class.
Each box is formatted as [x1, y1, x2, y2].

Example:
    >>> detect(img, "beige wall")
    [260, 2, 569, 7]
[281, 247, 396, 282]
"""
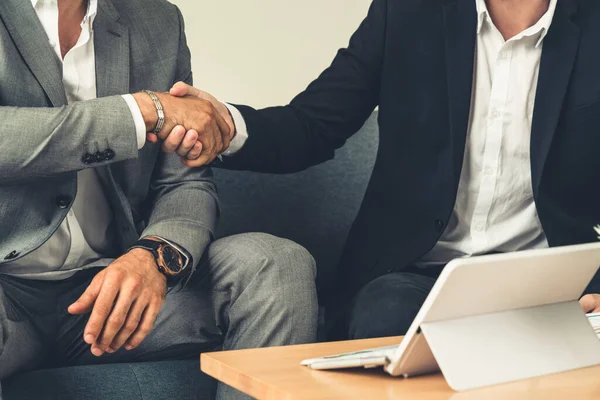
[170, 0, 372, 108]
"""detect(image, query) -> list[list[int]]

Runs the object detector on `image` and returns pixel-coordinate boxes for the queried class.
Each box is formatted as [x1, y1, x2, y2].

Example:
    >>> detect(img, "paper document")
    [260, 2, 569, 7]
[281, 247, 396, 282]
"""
[588, 312, 600, 339]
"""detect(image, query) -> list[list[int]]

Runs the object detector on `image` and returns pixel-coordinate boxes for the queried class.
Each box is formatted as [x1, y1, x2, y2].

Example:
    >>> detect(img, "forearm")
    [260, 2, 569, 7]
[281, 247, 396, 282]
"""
[0, 96, 139, 184]
[221, 104, 346, 173]
[142, 159, 219, 270]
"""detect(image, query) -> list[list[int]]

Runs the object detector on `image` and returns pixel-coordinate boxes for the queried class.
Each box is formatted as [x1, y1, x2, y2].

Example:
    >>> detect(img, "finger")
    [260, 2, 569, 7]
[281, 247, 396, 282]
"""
[185, 135, 203, 160]
[182, 153, 214, 168]
[124, 299, 162, 350]
[170, 81, 201, 98]
[146, 133, 159, 144]
[182, 150, 217, 167]
[176, 130, 199, 157]
[209, 120, 224, 156]
[194, 135, 215, 164]
[83, 273, 121, 347]
[107, 296, 149, 353]
[68, 273, 105, 315]
[162, 125, 186, 153]
[580, 294, 598, 313]
[92, 278, 142, 356]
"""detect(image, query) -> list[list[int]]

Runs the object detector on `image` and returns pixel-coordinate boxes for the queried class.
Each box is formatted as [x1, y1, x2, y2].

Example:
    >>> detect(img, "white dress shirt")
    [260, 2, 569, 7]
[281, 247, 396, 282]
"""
[419, 0, 556, 265]
[227, 0, 557, 266]
[3, 0, 145, 278]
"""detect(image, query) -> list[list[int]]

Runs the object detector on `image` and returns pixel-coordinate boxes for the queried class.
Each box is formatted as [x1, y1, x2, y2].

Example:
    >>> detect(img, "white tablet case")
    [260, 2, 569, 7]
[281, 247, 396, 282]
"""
[385, 243, 600, 391]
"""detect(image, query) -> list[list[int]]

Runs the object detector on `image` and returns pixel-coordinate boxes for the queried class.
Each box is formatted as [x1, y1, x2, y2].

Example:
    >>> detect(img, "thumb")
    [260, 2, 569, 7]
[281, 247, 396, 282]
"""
[580, 294, 599, 313]
[170, 81, 202, 98]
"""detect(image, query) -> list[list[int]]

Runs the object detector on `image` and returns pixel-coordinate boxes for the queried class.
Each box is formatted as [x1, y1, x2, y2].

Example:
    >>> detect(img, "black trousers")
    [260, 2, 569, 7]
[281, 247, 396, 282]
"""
[340, 265, 445, 340]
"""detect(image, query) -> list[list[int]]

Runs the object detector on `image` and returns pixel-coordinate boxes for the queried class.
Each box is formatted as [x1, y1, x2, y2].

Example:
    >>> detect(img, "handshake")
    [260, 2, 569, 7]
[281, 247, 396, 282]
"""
[132, 82, 233, 167]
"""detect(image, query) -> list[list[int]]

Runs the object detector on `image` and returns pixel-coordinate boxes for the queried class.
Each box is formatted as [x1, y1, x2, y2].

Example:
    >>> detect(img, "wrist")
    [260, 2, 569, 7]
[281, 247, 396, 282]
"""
[128, 247, 158, 267]
[127, 248, 166, 283]
[133, 92, 159, 132]
[221, 102, 237, 140]
[128, 237, 192, 290]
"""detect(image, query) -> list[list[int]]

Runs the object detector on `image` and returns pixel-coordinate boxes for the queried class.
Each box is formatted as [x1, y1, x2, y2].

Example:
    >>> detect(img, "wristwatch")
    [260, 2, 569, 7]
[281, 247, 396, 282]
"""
[129, 236, 192, 288]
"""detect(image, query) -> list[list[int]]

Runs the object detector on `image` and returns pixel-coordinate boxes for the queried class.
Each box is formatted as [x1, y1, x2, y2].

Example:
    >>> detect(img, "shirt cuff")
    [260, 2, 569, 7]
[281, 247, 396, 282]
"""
[121, 94, 147, 150]
[221, 103, 248, 156]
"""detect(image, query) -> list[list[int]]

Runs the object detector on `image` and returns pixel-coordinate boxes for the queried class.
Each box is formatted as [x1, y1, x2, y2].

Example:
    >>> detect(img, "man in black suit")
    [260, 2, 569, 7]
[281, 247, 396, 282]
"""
[154, 0, 600, 340]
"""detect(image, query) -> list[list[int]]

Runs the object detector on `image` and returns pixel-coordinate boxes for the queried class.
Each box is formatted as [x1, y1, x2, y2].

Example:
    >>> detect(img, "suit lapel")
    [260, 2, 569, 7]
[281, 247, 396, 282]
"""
[531, 0, 580, 197]
[0, 0, 67, 106]
[94, 0, 130, 98]
[443, 0, 477, 186]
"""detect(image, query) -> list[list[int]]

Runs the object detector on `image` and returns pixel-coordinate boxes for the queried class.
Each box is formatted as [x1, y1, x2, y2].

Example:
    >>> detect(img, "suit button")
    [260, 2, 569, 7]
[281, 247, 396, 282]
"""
[56, 196, 72, 209]
[104, 149, 115, 161]
[93, 152, 106, 163]
[435, 219, 444, 233]
[81, 153, 94, 164]
[4, 250, 20, 260]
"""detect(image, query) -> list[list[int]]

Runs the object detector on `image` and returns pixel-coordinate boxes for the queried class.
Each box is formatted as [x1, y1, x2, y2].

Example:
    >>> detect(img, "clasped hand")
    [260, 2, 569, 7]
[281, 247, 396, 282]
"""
[134, 82, 235, 166]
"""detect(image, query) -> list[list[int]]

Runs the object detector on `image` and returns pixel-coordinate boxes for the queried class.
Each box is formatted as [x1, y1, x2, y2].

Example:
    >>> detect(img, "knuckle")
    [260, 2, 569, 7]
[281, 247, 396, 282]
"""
[108, 314, 126, 327]
[206, 107, 216, 119]
[108, 269, 125, 281]
[200, 117, 211, 131]
[94, 304, 112, 316]
[98, 335, 112, 346]
[80, 293, 95, 302]
[139, 326, 152, 336]
[128, 277, 142, 291]
[125, 320, 140, 332]
[199, 98, 211, 109]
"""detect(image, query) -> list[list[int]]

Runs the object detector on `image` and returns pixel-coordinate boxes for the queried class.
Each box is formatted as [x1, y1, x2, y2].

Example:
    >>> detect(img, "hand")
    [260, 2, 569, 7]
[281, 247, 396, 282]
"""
[166, 82, 236, 167]
[68, 249, 167, 356]
[580, 294, 600, 313]
[133, 88, 233, 165]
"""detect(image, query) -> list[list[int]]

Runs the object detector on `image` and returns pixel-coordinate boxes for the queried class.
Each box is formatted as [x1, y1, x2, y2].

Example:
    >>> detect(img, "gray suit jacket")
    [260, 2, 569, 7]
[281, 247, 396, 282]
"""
[0, 0, 218, 272]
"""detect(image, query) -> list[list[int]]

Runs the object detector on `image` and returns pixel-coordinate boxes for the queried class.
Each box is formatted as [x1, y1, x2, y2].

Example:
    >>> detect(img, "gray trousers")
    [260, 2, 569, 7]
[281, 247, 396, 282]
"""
[0, 233, 318, 400]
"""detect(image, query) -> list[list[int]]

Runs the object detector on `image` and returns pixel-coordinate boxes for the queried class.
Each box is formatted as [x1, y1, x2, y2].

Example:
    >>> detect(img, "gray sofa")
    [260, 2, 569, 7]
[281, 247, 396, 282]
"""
[3, 113, 379, 400]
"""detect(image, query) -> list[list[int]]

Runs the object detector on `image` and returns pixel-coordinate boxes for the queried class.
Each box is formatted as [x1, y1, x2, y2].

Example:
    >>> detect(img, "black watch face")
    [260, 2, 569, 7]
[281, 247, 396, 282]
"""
[162, 246, 183, 273]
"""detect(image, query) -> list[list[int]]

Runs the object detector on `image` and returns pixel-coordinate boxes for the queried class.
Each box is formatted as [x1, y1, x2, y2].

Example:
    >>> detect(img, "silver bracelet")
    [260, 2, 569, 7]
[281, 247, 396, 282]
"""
[143, 90, 165, 134]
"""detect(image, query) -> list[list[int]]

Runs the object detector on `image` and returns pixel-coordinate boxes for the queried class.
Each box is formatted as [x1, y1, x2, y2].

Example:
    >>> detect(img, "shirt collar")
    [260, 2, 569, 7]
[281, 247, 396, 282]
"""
[475, 0, 558, 48]
[31, 0, 98, 24]
[31, 0, 55, 8]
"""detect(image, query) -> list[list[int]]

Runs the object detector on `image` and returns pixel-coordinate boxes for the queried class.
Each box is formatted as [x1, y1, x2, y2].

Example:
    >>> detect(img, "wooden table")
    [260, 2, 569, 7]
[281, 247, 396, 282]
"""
[201, 336, 600, 400]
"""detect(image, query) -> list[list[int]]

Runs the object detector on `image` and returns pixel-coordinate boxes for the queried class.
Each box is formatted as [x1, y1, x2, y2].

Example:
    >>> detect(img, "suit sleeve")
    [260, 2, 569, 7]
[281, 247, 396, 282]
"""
[221, 0, 387, 173]
[141, 6, 219, 270]
[0, 97, 139, 184]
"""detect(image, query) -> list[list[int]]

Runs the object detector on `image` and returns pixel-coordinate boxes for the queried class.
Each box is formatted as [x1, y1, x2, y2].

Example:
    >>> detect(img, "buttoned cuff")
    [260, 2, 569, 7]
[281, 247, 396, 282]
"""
[121, 94, 147, 150]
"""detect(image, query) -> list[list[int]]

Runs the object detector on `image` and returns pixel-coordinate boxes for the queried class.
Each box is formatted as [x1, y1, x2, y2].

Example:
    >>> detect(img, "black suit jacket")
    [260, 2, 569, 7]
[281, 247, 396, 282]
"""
[222, 0, 600, 312]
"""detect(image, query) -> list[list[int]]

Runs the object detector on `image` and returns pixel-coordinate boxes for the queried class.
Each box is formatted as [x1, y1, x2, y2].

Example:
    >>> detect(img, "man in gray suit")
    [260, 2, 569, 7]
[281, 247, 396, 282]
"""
[0, 0, 317, 398]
